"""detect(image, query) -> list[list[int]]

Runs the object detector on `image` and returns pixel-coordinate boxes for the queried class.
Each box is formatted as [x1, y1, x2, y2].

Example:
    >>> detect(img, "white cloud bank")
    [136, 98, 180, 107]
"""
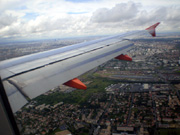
[91, 2, 139, 23]
[0, 0, 180, 40]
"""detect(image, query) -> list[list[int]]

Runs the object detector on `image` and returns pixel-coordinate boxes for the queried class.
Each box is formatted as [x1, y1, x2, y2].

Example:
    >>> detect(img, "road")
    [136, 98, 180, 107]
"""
[126, 93, 134, 125]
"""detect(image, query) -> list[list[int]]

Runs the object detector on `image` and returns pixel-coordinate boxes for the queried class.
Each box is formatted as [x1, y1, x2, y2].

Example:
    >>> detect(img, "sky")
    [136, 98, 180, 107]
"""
[0, 0, 180, 40]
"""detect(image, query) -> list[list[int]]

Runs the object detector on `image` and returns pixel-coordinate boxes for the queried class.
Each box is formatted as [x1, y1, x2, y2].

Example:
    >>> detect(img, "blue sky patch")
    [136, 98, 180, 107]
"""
[15, 5, 27, 10]
[66, 0, 92, 3]
[23, 13, 38, 20]
[68, 11, 88, 14]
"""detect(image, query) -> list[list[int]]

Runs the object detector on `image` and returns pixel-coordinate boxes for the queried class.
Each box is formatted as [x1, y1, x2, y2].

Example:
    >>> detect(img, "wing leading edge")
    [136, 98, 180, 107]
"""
[0, 23, 160, 113]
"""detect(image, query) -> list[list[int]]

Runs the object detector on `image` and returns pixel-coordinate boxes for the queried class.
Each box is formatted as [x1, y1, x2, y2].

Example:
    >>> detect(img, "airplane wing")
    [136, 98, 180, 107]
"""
[0, 22, 160, 113]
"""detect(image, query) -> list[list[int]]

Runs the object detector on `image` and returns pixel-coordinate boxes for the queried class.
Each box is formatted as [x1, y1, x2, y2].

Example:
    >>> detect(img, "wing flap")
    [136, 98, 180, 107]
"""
[3, 81, 28, 113]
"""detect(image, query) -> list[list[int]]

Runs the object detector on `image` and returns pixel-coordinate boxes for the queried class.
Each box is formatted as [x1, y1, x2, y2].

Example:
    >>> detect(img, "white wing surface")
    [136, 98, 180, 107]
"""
[0, 23, 160, 113]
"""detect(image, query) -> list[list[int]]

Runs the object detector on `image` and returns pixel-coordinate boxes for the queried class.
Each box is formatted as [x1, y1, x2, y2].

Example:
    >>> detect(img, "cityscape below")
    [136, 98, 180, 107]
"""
[0, 34, 180, 135]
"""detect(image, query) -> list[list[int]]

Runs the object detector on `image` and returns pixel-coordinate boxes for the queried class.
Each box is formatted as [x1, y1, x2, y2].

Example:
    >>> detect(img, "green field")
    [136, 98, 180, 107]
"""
[34, 77, 119, 106]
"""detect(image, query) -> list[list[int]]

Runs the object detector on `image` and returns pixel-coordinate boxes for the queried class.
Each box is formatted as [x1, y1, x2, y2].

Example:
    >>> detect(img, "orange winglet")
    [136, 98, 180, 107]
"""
[64, 78, 87, 90]
[115, 54, 132, 61]
[145, 22, 160, 37]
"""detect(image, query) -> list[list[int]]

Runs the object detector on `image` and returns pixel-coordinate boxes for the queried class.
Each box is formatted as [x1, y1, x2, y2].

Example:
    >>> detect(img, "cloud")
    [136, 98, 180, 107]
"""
[0, 13, 18, 29]
[0, 0, 180, 40]
[90, 2, 180, 32]
[91, 2, 139, 23]
[133, 6, 180, 31]
[0, 0, 26, 12]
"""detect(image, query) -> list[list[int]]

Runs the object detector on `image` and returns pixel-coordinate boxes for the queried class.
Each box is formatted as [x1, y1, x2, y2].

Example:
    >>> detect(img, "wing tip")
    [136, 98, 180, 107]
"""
[145, 22, 160, 30]
[145, 22, 160, 37]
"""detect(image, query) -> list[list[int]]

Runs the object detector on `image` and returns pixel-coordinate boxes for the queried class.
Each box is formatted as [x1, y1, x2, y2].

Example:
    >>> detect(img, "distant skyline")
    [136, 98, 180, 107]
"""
[0, 0, 180, 40]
